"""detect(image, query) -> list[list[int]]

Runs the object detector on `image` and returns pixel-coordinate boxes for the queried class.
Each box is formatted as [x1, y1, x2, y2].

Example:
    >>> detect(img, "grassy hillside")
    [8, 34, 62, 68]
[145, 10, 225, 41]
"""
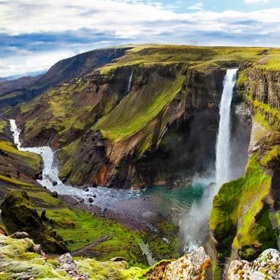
[95, 74, 185, 141]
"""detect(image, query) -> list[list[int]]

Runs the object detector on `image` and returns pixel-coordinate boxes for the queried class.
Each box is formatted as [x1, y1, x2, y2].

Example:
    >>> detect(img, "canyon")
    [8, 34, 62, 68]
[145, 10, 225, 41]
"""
[0, 45, 280, 279]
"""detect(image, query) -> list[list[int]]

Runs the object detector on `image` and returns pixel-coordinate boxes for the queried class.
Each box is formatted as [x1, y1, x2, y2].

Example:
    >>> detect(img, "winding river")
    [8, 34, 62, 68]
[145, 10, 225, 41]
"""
[9, 119, 141, 208]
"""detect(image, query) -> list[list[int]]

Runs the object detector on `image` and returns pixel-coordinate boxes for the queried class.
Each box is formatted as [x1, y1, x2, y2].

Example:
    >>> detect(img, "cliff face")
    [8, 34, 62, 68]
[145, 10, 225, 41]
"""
[8, 45, 275, 189]
[239, 65, 280, 110]
[14, 63, 226, 188]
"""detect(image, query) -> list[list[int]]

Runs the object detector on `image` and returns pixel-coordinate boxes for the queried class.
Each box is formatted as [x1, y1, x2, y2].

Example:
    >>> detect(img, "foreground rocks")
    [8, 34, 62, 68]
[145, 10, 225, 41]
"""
[0, 232, 279, 279]
[228, 249, 280, 280]
[146, 247, 211, 280]
[0, 233, 143, 279]
[0, 233, 210, 280]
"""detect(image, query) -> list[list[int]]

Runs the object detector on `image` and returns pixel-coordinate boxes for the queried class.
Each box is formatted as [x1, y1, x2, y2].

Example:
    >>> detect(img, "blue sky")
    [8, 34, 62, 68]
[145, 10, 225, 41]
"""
[0, 0, 280, 77]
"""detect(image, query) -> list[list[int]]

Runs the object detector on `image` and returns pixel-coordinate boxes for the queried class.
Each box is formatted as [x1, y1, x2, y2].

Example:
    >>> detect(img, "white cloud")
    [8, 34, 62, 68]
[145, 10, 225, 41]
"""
[244, 0, 270, 3]
[188, 2, 203, 11]
[0, 0, 280, 76]
[0, 50, 74, 78]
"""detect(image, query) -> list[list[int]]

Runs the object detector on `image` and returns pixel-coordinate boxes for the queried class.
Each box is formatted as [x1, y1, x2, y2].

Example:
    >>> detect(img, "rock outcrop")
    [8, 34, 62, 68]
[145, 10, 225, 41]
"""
[1, 190, 68, 253]
[146, 247, 211, 280]
[228, 249, 280, 279]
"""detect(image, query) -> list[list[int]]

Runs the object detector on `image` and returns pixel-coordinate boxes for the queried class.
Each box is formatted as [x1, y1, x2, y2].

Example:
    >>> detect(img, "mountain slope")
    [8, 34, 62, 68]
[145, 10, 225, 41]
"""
[0, 47, 130, 109]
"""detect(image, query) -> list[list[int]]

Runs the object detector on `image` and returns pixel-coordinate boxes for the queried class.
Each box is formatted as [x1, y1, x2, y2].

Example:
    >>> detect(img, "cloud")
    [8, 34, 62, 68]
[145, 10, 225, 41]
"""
[0, 0, 280, 77]
[244, 0, 270, 3]
[188, 2, 203, 11]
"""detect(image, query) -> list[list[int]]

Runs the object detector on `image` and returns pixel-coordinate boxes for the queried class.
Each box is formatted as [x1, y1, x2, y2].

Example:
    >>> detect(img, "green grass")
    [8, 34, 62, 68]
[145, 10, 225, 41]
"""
[260, 145, 280, 167]
[99, 45, 280, 74]
[45, 207, 146, 266]
[27, 191, 61, 207]
[95, 75, 185, 141]
[254, 50, 280, 70]
[20, 77, 101, 144]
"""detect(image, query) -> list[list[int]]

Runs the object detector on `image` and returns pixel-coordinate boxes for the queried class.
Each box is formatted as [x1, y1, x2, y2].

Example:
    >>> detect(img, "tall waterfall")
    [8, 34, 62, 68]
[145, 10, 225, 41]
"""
[127, 70, 133, 92]
[182, 68, 238, 252]
[215, 68, 238, 187]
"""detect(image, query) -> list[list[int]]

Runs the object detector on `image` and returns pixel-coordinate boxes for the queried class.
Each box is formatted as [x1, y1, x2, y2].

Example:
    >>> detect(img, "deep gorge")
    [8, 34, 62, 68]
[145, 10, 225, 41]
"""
[0, 45, 280, 279]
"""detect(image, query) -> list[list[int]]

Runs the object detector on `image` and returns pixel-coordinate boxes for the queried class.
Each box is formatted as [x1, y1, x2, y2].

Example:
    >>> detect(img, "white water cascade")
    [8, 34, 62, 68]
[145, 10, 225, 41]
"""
[215, 68, 238, 187]
[127, 70, 133, 92]
[182, 68, 238, 252]
[9, 119, 140, 207]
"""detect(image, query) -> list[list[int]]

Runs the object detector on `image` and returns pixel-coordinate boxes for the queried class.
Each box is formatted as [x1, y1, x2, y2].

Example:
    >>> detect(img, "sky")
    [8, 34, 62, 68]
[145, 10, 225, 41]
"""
[1, 0, 280, 78]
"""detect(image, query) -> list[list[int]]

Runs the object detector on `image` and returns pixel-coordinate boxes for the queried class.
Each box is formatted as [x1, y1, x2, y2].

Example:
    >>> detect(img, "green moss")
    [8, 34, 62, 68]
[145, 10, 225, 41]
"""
[273, 211, 280, 226]
[95, 75, 185, 141]
[0, 236, 70, 279]
[236, 71, 247, 87]
[45, 207, 146, 266]
[260, 145, 280, 167]
[1, 190, 67, 254]
[27, 191, 61, 207]
[211, 261, 221, 280]
[210, 155, 275, 260]
[252, 100, 280, 131]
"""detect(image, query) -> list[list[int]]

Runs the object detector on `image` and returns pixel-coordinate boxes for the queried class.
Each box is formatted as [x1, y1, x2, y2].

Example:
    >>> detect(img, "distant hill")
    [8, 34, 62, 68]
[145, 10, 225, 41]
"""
[0, 47, 130, 109]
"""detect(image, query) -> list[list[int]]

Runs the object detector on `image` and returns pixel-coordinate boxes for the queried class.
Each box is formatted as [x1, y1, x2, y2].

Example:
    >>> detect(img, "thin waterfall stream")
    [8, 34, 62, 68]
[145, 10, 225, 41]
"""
[127, 70, 133, 92]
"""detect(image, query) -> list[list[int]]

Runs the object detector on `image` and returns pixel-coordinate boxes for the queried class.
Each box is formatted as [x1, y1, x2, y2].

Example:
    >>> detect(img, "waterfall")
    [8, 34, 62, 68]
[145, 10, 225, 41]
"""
[215, 68, 238, 187]
[182, 68, 238, 252]
[127, 70, 133, 92]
